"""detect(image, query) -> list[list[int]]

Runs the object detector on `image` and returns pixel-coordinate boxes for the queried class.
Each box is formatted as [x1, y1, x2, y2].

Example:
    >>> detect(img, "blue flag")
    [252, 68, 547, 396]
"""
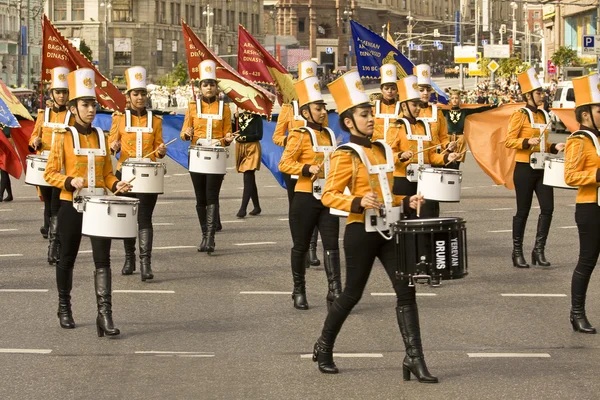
[350, 20, 448, 104]
[0, 98, 20, 128]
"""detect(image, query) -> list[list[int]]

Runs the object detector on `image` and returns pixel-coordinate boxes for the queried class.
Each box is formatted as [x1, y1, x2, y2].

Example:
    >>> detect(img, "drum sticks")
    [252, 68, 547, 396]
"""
[142, 138, 178, 158]
[114, 177, 136, 195]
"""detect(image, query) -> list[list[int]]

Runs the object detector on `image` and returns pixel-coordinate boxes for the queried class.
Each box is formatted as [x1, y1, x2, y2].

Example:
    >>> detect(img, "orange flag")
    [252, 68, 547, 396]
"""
[42, 15, 126, 111]
[181, 20, 275, 118]
[464, 103, 526, 190]
[237, 24, 296, 105]
[551, 108, 577, 133]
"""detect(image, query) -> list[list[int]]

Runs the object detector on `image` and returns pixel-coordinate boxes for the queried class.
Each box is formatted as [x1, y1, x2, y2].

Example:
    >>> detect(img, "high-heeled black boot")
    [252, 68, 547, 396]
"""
[139, 228, 154, 281]
[312, 339, 339, 374]
[206, 204, 218, 254]
[291, 249, 309, 310]
[94, 268, 120, 337]
[396, 304, 438, 383]
[532, 215, 552, 267]
[47, 215, 60, 265]
[197, 206, 208, 252]
[571, 270, 596, 334]
[307, 228, 320, 267]
[56, 266, 75, 329]
[121, 238, 136, 275]
[324, 249, 342, 310]
[512, 216, 529, 268]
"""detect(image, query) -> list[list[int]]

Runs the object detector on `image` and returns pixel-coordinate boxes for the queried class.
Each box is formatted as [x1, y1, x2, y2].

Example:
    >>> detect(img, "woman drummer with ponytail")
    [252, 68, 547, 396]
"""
[312, 71, 436, 383]
[108, 66, 166, 281]
[44, 68, 132, 336]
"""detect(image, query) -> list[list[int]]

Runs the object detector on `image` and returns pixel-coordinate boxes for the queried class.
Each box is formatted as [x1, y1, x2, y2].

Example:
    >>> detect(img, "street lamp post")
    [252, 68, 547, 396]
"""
[343, 6, 353, 71]
[407, 13, 414, 62]
[269, 10, 277, 61]
[510, 1, 518, 54]
[100, 1, 112, 77]
[203, 5, 214, 49]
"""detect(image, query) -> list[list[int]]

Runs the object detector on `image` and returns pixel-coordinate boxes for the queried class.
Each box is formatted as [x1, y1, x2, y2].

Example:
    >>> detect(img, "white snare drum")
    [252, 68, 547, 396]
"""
[529, 152, 548, 170]
[25, 155, 51, 187]
[406, 163, 429, 183]
[81, 196, 139, 239]
[313, 178, 325, 200]
[121, 161, 167, 194]
[188, 145, 228, 174]
[417, 168, 462, 202]
[543, 158, 575, 190]
[364, 206, 401, 233]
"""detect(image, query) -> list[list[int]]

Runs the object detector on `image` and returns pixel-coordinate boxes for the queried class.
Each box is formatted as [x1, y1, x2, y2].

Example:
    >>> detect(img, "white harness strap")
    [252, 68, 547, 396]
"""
[196, 99, 224, 144]
[68, 126, 107, 196]
[398, 118, 433, 167]
[125, 110, 153, 158]
[302, 126, 337, 178]
[521, 107, 550, 153]
[292, 100, 304, 121]
[375, 100, 401, 141]
[420, 104, 438, 123]
[43, 107, 72, 147]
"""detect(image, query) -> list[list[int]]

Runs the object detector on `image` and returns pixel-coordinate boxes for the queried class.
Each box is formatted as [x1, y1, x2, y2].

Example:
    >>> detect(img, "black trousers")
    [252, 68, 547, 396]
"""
[574, 204, 600, 280]
[57, 200, 111, 271]
[513, 162, 554, 219]
[283, 173, 297, 210]
[0, 169, 11, 197]
[115, 170, 158, 230]
[290, 192, 339, 252]
[320, 223, 416, 344]
[39, 186, 62, 227]
[393, 176, 439, 218]
[190, 172, 224, 220]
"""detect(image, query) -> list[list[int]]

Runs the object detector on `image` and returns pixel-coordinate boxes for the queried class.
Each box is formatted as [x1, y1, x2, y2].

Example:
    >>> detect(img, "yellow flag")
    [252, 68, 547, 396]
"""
[386, 22, 396, 48]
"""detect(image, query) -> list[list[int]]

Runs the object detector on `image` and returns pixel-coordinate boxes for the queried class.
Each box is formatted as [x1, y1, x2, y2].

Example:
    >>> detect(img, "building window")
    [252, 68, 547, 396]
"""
[534, 11, 540, 19]
[160, 2, 166, 23]
[157, 39, 163, 67]
[170, 2, 175, 25]
[53, 0, 66, 21]
[112, 0, 132, 22]
[71, 0, 84, 21]
[190, 5, 196, 26]
[534, 23, 541, 31]
[298, 18, 305, 33]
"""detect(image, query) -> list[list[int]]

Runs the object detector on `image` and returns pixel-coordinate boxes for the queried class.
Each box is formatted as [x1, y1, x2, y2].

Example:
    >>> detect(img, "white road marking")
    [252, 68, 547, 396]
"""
[277, 197, 288, 200]
[0, 289, 48, 293]
[221, 220, 245, 224]
[153, 223, 174, 226]
[240, 291, 290, 295]
[114, 290, 175, 294]
[173, 189, 194, 193]
[173, 173, 188, 176]
[278, 218, 289, 221]
[490, 208, 513, 211]
[501, 294, 567, 297]
[300, 353, 383, 359]
[559, 226, 577, 229]
[488, 230, 512, 233]
[0, 348, 52, 354]
[467, 353, 550, 358]
[156, 201, 175, 205]
[441, 211, 466, 214]
[0, 209, 13, 212]
[79, 250, 93, 254]
[234, 242, 277, 246]
[0, 229, 18, 232]
[136, 351, 214, 358]
[226, 167, 235, 170]
[371, 292, 437, 297]
[264, 185, 280, 188]
[164, 175, 172, 178]
[154, 246, 196, 250]
[0, 254, 23, 257]
[16, 196, 39, 199]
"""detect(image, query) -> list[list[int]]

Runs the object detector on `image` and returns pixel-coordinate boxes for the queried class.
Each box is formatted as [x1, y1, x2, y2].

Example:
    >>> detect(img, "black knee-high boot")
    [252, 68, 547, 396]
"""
[323, 250, 342, 310]
[571, 270, 596, 334]
[206, 204, 218, 254]
[512, 216, 529, 268]
[291, 249, 308, 310]
[532, 215, 552, 267]
[197, 205, 208, 252]
[95, 268, 120, 337]
[139, 228, 154, 281]
[237, 172, 252, 218]
[48, 216, 60, 265]
[121, 238, 136, 275]
[56, 266, 75, 329]
[307, 228, 320, 267]
[249, 172, 261, 216]
[396, 304, 438, 383]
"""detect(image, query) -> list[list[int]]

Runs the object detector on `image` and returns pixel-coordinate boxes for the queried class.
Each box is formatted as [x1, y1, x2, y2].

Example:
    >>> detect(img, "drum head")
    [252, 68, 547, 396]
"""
[122, 161, 164, 167]
[27, 155, 48, 162]
[85, 196, 140, 205]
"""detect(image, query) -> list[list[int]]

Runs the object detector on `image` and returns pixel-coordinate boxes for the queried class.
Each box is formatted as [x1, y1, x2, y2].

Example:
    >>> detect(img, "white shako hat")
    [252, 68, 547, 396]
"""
[327, 70, 370, 114]
[380, 63, 397, 86]
[298, 60, 318, 81]
[125, 66, 147, 93]
[517, 67, 542, 94]
[294, 76, 326, 108]
[49, 67, 70, 90]
[67, 68, 96, 101]
[199, 60, 218, 82]
[414, 64, 432, 86]
[397, 75, 421, 103]
[572, 73, 600, 108]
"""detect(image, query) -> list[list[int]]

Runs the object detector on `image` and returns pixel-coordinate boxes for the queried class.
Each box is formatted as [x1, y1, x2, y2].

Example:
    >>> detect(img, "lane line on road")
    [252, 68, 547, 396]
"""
[467, 353, 550, 358]
[0, 209, 13, 212]
[0, 254, 23, 257]
[114, 290, 175, 294]
[559, 226, 577, 229]
[0, 289, 48, 293]
[136, 351, 214, 357]
[154, 246, 197, 250]
[173, 189, 194, 193]
[234, 242, 277, 246]
[221, 220, 245, 224]
[371, 292, 437, 297]
[488, 230, 512, 233]
[278, 218, 289, 221]
[173, 173, 188, 176]
[240, 291, 290, 295]
[153, 223, 174, 226]
[501, 294, 567, 297]
[264, 185, 279, 188]
[0, 229, 18, 232]
[301, 353, 383, 359]
[0, 348, 52, 354]
[156, 201, 175, 205]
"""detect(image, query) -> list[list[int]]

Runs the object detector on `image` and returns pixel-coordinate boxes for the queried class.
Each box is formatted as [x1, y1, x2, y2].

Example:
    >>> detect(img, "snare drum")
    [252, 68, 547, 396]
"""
[25, 155, 51, 187]
[529, 152, 548, 170]
[406, 164, 427, 183]
[394, 217, 467, 286]
[121, 160, 167, 194]
[543, 158, 575, 190]
[417, 168, 462, 202]
[81, 196, 139, 239]
[188, 145, 228, 174]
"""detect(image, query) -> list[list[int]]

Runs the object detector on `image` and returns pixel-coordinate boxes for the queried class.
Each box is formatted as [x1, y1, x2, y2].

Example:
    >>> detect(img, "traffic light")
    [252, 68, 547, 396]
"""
[500, 24, 507, 34]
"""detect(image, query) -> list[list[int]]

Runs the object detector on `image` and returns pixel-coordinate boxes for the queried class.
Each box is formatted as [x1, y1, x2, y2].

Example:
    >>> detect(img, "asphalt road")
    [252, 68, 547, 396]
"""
[2, 130, 600, 400]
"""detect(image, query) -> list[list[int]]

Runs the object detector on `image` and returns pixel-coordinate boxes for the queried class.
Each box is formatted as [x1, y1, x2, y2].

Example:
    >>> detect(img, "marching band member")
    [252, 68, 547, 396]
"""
[278, 76, 341, 310]
[235, 109, 262, 218]
[441, 89, 496, 169]
[273, 60, 325, 268]
[180, 60, 233, 254]
[505, 68, 564, 268]
[312, 71, 435, 383]
[564, 74, 600, 334]
[108, 66, 166, 280]
[372, 63, 400, 142]
[29, 67, 72, 262]
[44, 68, 132, 336]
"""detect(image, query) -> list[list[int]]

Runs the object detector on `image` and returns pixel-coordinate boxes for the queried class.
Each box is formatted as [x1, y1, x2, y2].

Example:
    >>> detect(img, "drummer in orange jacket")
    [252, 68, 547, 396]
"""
[180, 59, 233, 254]
[29, 67, 73, 264]
[505, 67, 564, 269]
[108, 66, 166, 281]
[272, 60, 326, 268]
[44, 68, 132, 336]
[371, 63, 400, 142]
[563, 73, 600, 334]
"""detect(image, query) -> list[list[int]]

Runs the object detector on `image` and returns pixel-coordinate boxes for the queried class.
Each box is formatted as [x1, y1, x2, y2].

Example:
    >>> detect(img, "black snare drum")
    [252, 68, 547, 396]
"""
[393, 217, 467, 286]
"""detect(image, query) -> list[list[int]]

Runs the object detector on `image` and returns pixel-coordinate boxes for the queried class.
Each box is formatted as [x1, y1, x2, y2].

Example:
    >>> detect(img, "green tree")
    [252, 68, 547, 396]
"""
[497, 57, 527, 78]
[551, 46, 580, 75]
[79, 39, 93, 62]
[156, 73, 178, 88]
[173, 62, 189, 86]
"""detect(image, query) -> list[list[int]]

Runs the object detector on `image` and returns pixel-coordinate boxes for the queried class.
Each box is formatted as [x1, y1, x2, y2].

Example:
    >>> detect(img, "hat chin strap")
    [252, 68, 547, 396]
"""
[305, 107, 323, 130]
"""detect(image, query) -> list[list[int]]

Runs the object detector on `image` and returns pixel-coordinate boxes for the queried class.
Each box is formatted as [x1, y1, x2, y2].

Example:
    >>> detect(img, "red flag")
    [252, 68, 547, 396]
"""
[10, 120, 36, 173]
[181, 20, 275, 118]
[0, 131, 22, 179]
[237, 25, 296, 105]
[42, 15, 126, 112]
